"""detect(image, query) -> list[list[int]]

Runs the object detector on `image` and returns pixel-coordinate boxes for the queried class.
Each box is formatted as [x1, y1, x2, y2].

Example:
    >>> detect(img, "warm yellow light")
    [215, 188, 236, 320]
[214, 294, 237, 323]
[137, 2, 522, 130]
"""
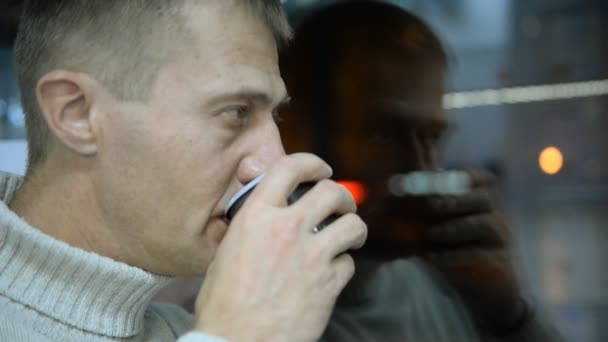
[539, 147, 563, 175]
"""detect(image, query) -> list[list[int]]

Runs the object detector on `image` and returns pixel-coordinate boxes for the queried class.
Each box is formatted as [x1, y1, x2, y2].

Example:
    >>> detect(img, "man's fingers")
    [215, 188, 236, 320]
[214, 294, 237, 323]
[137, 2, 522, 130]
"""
[465, 168, 497, 189]
[330, 253, 356, 292]
[317, 213, 368, 258]
[427, 247, 514, 291]
[253, 153, 332, 206]
[291, 179, 357, 230]
[429, 190, 494, 218]
[428, 247, 513, 279]
[425, 213, 509, 249]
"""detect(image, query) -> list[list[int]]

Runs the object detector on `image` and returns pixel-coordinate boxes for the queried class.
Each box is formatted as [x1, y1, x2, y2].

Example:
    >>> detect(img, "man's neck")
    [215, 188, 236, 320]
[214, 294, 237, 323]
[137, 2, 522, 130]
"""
[8, 167, 124, 262]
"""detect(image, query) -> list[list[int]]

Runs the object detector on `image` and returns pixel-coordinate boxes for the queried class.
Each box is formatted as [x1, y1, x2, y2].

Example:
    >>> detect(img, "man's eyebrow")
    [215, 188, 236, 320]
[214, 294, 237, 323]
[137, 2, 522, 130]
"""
[375, 100, 449, 123]
[206, 90, 291, 108]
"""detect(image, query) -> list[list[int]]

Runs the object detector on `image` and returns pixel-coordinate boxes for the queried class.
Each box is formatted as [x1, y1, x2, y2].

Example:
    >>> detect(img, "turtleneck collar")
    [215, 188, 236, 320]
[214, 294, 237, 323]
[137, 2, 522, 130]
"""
[0, 171, 173, 338]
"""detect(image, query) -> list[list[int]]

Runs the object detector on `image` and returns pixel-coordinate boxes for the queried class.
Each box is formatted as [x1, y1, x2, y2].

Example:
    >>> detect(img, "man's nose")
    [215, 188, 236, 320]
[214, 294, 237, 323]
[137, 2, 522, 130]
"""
[236, 123, 286, 185]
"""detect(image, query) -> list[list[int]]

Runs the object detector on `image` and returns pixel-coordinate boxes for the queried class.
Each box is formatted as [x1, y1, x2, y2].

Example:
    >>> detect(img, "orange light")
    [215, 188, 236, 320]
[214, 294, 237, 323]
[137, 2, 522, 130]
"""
[539, 146, 563, 175]
[337, 180, 367, 205]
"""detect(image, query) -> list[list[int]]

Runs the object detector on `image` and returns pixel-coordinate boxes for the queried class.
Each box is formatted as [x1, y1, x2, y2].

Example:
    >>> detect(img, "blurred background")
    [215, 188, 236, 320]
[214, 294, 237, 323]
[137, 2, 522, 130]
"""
[1, 0, 607, 340]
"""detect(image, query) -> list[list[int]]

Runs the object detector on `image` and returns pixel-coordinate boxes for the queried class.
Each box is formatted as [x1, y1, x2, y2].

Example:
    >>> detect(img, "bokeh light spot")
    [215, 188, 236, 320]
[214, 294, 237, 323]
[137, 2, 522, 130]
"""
[539, 147, 563, 175]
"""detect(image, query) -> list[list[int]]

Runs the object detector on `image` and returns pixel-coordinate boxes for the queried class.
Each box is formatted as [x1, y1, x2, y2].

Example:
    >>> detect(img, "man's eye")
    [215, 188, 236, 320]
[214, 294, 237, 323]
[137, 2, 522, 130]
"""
[222, 106, 251, 127]
[427, 130, 443, 145]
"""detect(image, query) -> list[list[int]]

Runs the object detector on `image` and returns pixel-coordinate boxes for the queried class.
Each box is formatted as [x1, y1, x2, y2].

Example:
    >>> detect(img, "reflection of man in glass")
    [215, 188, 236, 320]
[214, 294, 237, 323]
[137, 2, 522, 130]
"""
[280, 2, 564, 340]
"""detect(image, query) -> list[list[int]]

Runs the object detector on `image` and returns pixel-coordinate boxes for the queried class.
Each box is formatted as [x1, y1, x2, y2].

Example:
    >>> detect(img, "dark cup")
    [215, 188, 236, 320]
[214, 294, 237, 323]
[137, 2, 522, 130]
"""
[224, 176, 338, 233]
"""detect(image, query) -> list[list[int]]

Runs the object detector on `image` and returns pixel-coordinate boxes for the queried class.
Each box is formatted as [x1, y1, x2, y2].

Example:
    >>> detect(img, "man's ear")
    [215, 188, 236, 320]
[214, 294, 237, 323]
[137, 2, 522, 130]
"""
[36, 70, 99, 156]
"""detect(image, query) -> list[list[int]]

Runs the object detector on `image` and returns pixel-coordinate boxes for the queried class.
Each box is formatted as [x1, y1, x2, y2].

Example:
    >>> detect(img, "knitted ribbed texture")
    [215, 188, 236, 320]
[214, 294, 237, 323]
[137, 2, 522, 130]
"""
[0, 172, 222, 342]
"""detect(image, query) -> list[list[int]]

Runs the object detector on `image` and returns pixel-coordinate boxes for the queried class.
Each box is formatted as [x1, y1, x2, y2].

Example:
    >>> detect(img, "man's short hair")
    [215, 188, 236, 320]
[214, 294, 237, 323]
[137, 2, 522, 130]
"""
[15, 0, 291, 172]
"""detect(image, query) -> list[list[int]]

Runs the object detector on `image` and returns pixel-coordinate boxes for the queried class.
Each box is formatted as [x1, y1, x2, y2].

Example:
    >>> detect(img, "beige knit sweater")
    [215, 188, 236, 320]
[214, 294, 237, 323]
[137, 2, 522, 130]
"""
[0, 172, 222, 342]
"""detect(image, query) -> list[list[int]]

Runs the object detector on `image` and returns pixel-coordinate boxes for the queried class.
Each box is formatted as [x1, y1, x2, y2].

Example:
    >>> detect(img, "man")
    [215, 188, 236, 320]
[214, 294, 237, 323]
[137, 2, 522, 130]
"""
[0, 1, 367, 341]
[279, 1, 565, 341]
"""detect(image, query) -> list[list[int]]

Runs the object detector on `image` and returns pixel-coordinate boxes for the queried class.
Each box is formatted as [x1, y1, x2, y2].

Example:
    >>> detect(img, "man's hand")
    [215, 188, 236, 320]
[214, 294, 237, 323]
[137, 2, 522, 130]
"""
[423, 169, 526, 334]
[192, 153, 368, 342]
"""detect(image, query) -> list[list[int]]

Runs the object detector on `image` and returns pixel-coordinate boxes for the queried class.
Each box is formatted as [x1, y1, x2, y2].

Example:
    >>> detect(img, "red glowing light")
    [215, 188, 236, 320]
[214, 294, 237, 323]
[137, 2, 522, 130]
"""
[337, 180, 367, 205]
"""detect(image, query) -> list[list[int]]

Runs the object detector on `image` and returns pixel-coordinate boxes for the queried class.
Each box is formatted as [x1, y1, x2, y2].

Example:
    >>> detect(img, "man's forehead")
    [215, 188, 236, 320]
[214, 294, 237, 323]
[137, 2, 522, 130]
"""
[156, 1, 283, 102]
[334, 99, 450, 132]
[182, 0, 277, 48]
[373, 99, 444, 115]
[151, 46, 285, 112]
[198, 54, 284, 92]
[178, 2, 280, 77]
